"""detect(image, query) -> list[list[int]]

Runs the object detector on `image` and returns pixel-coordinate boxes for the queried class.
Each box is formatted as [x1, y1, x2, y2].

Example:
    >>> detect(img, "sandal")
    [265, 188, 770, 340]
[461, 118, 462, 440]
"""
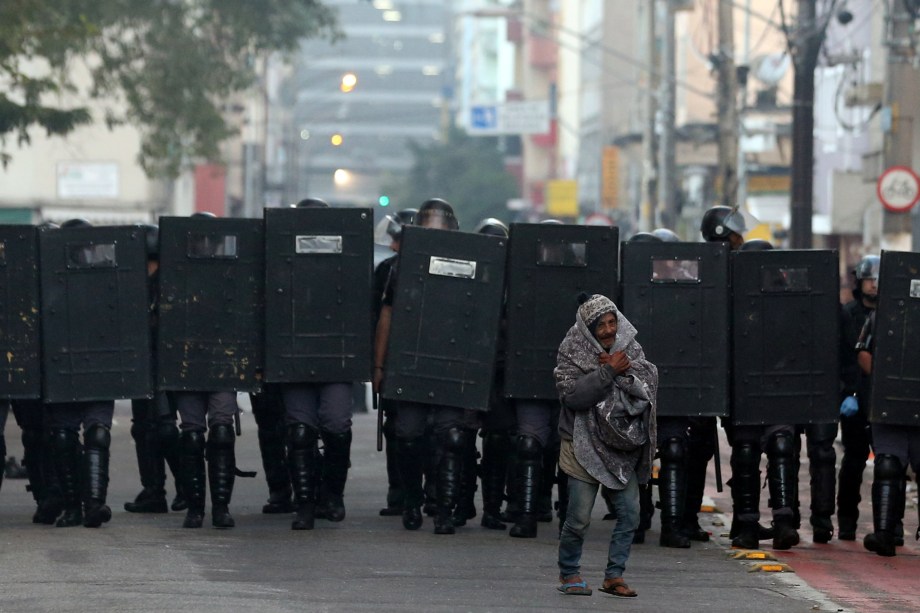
[557, 575, 592, 596]
[599, 577, 637, 598]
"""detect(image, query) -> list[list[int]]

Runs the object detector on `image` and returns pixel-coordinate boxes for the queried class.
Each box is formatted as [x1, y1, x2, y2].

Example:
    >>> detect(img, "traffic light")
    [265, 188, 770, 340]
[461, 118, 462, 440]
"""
[378, 195, 390, 207]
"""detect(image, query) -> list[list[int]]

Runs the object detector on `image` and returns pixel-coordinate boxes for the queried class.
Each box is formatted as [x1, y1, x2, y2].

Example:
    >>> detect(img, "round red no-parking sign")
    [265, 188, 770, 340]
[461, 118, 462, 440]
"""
[877, 166, 920, 213]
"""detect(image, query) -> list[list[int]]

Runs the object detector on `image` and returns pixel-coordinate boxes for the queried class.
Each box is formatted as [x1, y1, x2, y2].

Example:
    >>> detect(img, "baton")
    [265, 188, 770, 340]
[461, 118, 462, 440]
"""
[234, 408, 242, 437]
[713, 419, 723, 493]
[375, 390, 383, 452]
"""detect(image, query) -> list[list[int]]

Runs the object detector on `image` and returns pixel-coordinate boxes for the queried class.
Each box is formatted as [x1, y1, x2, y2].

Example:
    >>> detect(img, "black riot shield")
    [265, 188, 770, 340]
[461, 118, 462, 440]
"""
[504, 223, 619, 399]
[264, 207, 373, 383]
[731, 249, 839, 425]
[869, 251, 920, 426]
[383, 226, 506, 411]
[621, 242, 730, 417]
[157, 217, 264, 392]
[40, 225, 152, 402]
[0, 226, 42, 398]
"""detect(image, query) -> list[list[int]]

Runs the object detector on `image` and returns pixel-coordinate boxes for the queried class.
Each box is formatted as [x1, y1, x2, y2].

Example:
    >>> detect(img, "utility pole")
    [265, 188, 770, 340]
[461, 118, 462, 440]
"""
[884, 0, 920, 242]
[658, 0, 677, 229]
[716, 0, 739, 209]
[788, 0, 822, 249]
[640, 1, 659, 231]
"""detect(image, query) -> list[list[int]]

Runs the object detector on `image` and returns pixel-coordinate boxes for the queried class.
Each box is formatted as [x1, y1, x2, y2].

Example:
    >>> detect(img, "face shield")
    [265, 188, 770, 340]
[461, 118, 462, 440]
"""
[722, 207, 759, 236]
[374, 215, 403, 247]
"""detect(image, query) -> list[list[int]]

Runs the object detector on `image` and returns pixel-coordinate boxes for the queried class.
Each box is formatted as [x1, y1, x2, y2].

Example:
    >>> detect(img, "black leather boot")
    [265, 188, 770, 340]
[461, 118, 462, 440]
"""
[180, 430, 206, 528]
[659, 437, 691, 548]
[287, 423, 318, 530]
[82, 425, 112, 528]
[157, 416, 187, 512]
[434, 428, 466, 535]
[451, 428, 478, 527]
[125, 419, 168, 513]
[397, 436, 425, 531]
[258, 417, 293, 514]
[25, 425, 64, 525]
[767, 432, 800, 550]
[729, 440, 761, 549]
[510, 435, 542, 538]
[207, 424, 236, 528]
[479, 431, 508, 530]
[809, 433, 837, 542]
[52, 429, 83, 528]
[318, 429, 351, 522]
[537, 441, 558, 522]
[864, 454, 902, 557]
[379, 410, 403, 516]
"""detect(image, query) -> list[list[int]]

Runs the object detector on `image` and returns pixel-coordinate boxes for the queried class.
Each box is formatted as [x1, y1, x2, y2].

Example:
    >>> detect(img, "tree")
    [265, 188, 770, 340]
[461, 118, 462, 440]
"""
[0, 0, 340, 176]
[384, 126, 519, 230]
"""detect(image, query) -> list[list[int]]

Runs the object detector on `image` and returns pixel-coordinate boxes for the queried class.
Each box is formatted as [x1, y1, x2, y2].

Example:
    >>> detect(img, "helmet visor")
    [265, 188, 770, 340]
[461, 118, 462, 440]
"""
[723, 207, 759, 236]
[374, 215, 402, 247]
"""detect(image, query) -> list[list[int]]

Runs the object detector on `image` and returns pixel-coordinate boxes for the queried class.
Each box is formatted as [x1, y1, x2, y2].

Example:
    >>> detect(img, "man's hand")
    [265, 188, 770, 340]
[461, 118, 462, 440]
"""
[599, 351, 630, 376]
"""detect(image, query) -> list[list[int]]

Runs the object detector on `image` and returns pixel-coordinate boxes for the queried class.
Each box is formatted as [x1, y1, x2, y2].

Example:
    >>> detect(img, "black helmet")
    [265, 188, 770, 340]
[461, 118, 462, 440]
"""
[294, 197, 330, 209]
[416, 198, 459, 230]
[474, 217, 509, 238]
[739, 239, 774, 251]
[652, 228, 680, 243]
[700, 206, 746, 242]
[138, 224, 159, 259]
[61, 218, 93, 229]
[854, 255, 880, 280]
[540, 218, 563, 225]
[628, 232, 662, 243]
[190, 211, 217, 219]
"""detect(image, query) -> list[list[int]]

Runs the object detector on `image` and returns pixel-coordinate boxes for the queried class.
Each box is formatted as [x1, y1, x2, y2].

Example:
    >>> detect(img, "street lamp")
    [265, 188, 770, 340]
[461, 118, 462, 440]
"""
[340, 72, 357, 93]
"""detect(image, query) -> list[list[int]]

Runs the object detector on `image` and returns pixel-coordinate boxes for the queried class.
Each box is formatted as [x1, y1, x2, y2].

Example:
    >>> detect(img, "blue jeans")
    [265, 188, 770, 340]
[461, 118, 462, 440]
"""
[558, 471, 639, 580]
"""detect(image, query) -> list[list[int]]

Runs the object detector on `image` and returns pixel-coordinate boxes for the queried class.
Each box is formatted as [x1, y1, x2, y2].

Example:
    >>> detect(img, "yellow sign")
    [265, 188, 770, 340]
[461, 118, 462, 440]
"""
[546, 180, 579, 217]
[602, 146, 620, 209]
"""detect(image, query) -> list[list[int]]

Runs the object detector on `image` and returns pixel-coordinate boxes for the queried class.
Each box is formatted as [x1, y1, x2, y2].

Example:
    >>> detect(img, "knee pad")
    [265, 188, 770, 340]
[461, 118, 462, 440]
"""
[443, 427, 467, 453]
[84, 424, 111, 450]
[130, 421, 148, 441]
[767, 431, 795, 459]
[287, 423, 318, 450]
[660, 436, 686, 464]
[180, 430, 206, 453]
[875, 454, 903, 481]
[208, 423, 235, 447]
[516, 435, 542, 461]
[732, 440, 760, 467]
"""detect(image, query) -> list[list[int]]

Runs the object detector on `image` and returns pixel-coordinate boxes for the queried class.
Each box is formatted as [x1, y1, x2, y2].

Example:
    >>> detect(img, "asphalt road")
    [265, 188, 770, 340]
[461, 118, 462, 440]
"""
[0, 400, 857, 613]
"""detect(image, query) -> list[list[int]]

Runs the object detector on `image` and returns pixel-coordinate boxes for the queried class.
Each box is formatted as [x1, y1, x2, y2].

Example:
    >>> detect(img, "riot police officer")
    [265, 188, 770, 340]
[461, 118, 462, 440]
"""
[625, 229, 690, 548]
[469, 217, 514, 530]
[374, 198, 476, 534]
[374, 207, 417, 517]
[124, 224, 186, 515]
[45, 219, 116, 528]
[173, 212, 242, 529]
[700, 207, 799, 549]
[837, 255, 879, 541]
[280, 197, 358, 530]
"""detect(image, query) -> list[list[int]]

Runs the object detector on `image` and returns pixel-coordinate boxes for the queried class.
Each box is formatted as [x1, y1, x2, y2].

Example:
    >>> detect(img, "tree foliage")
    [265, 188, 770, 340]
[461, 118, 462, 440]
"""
[0, 0, 340, 176]
[384, 126, 519, 231]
